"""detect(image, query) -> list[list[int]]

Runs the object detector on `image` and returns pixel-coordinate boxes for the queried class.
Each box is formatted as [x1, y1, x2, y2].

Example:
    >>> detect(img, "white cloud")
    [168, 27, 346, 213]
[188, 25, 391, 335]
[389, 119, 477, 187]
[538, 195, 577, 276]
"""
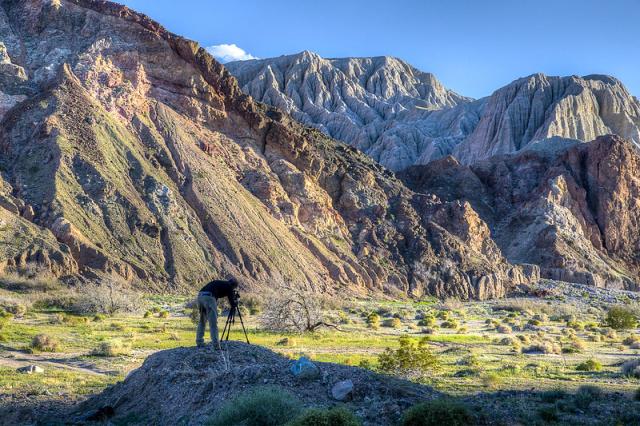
[206, 44, 258, 63]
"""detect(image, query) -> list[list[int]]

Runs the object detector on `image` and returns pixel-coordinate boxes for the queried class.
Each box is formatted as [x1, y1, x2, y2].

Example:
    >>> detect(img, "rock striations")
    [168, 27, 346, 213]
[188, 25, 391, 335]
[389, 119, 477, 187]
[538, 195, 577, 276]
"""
[227, 53, 478, 171]
[230, 55, 640, 170]
[401, 135, 640, 291]
[0, 0, 537, 298]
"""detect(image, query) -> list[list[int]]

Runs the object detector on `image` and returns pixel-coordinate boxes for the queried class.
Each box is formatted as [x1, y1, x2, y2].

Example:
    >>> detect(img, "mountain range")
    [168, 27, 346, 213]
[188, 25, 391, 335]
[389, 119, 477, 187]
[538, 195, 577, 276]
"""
[0, 0, 639, 298]
[228, 53, 640, 171]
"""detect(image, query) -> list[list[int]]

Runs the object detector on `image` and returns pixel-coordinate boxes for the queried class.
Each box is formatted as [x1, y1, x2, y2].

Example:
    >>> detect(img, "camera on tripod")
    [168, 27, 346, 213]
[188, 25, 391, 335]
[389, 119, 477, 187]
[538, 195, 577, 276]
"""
[221, 290, 250, 344]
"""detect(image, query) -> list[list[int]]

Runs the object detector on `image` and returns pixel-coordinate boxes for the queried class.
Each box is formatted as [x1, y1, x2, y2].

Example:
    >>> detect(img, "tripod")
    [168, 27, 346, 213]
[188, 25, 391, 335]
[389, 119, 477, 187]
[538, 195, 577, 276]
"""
[220, 304, 250, 344]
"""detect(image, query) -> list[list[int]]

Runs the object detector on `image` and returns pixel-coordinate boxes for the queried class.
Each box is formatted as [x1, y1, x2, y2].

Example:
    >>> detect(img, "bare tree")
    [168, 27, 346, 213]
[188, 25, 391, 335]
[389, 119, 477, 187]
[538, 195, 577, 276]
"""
[261, 283, 340, 333]
[73, 278, 142, 315]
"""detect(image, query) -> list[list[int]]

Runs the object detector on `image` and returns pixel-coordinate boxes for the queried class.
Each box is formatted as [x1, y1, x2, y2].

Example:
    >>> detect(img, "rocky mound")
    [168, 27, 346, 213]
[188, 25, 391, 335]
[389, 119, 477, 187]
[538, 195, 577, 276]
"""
[0, 0, 536, 298]
[77, 342, 438, 426]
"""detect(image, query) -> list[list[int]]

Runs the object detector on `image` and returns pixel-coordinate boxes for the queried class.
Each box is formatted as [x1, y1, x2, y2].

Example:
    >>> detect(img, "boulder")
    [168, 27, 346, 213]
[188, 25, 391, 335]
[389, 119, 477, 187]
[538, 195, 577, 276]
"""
[331, 379, 354, 401]
[17, 365, 44, 374]
[290, 356, 320, 380]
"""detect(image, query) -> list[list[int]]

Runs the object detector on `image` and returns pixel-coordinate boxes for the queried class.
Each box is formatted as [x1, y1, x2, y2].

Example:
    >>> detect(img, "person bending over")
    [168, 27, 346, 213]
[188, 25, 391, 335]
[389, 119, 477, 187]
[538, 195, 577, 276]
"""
[195, 277, 239, 348]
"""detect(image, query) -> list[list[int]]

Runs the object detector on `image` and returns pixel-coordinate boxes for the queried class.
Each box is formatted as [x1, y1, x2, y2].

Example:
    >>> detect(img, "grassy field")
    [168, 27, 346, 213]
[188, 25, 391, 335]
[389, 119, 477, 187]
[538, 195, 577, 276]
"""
[1, 277, 640, 424]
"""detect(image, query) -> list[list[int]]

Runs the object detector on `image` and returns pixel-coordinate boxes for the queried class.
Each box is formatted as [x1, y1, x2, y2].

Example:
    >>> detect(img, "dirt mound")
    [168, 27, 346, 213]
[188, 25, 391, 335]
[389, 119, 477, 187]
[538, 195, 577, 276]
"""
[77, 342, 438, 425]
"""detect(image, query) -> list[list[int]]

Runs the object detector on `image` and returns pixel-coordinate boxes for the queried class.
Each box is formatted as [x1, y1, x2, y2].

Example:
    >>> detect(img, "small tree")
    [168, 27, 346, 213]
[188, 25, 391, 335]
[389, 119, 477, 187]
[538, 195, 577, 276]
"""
[73, 278, 142, 315]
[261, 283, 339, 333]
[605, 306, 637, 330]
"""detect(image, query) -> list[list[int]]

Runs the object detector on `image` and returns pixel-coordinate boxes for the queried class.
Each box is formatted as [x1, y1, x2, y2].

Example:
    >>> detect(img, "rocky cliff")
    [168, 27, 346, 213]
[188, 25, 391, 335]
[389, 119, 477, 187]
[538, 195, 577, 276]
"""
[401, 135, 640, 291]
[227, 52, 479, 171]
[230, 55, 640, 169]
[0, 0, 535, 298]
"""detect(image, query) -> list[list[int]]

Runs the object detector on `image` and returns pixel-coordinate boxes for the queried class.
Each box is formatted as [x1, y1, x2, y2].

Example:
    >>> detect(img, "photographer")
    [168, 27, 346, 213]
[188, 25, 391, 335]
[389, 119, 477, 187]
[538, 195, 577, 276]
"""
[195, 277, 239, 348]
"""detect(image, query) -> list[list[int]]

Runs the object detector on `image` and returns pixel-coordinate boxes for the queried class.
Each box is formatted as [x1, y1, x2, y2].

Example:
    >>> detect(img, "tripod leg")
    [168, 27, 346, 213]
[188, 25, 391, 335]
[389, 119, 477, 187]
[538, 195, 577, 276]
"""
[221, 311, 232, 342]
[236, 306, 250, 344]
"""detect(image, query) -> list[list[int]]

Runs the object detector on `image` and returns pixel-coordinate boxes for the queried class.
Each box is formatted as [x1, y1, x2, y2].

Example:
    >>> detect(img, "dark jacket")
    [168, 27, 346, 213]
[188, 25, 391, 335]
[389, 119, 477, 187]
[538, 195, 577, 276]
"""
[200, 280, 238, 306]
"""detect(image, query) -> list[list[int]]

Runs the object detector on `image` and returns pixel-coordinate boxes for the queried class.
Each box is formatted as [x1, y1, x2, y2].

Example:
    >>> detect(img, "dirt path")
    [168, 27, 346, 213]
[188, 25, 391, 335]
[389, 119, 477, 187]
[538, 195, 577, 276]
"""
[0, 347, 117, 376]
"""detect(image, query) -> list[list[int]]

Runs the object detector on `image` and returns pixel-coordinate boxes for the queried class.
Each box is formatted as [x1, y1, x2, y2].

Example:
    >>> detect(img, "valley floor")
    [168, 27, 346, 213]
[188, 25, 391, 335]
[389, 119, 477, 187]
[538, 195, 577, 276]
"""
[1, 280, 639, 424]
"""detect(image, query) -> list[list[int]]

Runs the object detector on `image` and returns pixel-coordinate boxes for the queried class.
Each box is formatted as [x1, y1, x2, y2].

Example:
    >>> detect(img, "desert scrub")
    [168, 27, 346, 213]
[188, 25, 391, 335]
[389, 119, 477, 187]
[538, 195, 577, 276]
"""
[605, 306, 638, 330]
[366, 312, 380, 329]
[0, 308, 12, 330]
[401, 398, 473, 426]
[440, 319, 458, 329]
[576, 359, 602, 372]
[383, 318, 402, 328]
[496, 324, 512, 333]
[621, 359, 640, 378]
[207, 386, 302, 426]
[30, 334, 60, 352]
[522, 341, 561, 355]
[92, 340, 131, 357]
[573, 385, 602, 410]
[286, 407, 360, 426]
[378, 336, 439, 379]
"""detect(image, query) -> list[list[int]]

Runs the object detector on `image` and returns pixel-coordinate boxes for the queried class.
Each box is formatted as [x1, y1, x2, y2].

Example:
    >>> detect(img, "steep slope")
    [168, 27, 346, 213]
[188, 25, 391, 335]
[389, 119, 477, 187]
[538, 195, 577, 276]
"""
[227, 52, 479, 171]
[401, 135, 640, 291]
[0, 0, 534, 298]
[453, 74, 640, 163]
[229, 54, 640, 169]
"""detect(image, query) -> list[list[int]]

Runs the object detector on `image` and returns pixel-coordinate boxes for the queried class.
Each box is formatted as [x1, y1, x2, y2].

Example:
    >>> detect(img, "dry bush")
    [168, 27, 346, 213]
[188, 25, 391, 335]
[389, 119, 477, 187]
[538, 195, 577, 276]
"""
[622, 359, 640, 378]
[31, 334, 60, 352]
[522, 340, 561, 355]
[92, 340, 131, 357]
[496, 324, 512, 334]
[72, 278, 142, 315]
[261, 283, 337, 333]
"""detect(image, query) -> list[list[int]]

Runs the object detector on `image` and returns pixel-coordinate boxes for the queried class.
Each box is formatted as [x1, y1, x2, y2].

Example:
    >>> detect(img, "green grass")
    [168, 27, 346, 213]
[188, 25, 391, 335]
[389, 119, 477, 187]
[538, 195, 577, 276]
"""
[1, 293, 640, 404]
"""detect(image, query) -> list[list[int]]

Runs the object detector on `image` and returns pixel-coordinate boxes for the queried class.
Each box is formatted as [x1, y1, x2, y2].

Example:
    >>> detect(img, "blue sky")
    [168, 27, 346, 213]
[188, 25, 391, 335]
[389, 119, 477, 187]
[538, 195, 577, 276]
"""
[118, 0, 640, 99]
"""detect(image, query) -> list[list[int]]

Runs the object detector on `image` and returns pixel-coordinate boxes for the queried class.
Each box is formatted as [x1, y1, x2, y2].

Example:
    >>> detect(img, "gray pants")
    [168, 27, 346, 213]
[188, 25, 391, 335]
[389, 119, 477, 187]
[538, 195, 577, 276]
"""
[196, 293, 218, 347]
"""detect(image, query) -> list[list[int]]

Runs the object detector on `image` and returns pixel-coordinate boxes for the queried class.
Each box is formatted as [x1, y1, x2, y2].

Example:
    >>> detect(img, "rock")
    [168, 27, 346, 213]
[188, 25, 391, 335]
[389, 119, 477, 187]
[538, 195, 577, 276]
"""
[17, 365, 44, 374]
[290, 356, 320, 380]
[331, 379, 354, 401]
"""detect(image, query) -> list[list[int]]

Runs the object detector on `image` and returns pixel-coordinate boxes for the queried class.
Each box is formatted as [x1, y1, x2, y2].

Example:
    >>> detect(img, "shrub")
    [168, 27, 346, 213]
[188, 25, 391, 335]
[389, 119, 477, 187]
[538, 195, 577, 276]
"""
[440, 320, 458, 329]
[576, 359, 602, 372]
[623, 335, 640, 346]
[496, 324, 512, 334]
[208, 387, 302, 426]
[621, 359, 640, 378]
[573, 385, 602, 410]
[605, 306, 638, 330]
[286, 407, 360, 426]
[418, 316, 436, 327]
[73, 279, 142, 315]
[482, 372, 501, 388]
[522, 341, 561, 354]
[401, 399, 472, 426]
[562, 338, 585, 354]
[31, 334, 59, 352]
[383, 318, 402, 328]
[93, 314, 106, 322]
[144, 311, 153, 319]
[378, 336, 438, 379]
[6, 303, 26, 317]
[159, 310, 170, 318]
[92, 340, 131, 357]
[366, 312, 380, 329]
[0, 309, 12, 331]
[537, 405, 558, 423]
